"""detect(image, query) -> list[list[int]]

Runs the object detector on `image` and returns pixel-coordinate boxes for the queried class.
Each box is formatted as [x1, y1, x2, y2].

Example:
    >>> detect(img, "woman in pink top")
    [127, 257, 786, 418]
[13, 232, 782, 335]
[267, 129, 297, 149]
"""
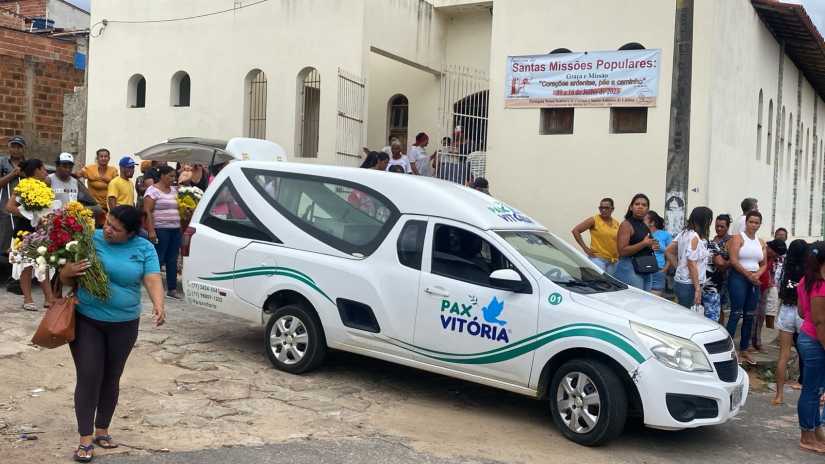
[143, 165, 182, 299]
[795, 241, 825, 453]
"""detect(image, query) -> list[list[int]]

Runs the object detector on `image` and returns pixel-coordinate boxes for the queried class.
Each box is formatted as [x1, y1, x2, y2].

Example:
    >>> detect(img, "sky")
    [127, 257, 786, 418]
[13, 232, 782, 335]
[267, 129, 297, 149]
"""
[64, 0, 823, 36]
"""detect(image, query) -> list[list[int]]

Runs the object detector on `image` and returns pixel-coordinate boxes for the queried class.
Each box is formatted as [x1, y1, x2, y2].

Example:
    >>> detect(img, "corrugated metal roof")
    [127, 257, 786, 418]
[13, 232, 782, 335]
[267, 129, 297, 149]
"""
[752, 0, 825, 99]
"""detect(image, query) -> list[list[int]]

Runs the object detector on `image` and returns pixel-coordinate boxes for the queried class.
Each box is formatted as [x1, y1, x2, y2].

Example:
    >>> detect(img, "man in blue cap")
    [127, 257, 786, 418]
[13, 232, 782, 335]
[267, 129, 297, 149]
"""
[107, 156, 137, 210]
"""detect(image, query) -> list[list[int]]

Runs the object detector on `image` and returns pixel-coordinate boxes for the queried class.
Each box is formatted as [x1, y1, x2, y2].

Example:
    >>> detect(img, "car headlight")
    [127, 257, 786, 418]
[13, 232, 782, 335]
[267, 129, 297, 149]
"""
[630, 322, 712, 372]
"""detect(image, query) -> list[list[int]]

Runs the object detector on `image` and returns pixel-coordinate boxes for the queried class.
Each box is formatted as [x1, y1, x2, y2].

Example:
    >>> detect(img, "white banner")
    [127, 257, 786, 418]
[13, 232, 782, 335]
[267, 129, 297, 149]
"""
[505, 49, 661, 108]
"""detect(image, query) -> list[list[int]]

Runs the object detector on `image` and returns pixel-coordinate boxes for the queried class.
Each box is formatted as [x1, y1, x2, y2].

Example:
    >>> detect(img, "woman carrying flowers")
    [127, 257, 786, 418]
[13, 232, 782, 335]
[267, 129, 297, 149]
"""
[6, 159, 55, 311]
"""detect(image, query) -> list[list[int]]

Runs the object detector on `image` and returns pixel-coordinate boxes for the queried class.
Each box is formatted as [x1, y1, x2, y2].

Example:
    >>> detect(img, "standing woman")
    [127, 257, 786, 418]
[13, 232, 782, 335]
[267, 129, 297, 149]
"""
[794, 241, 825, 453]
[645, 210, 672, 296]
[6, 159, 55, 310]
[773, 239, 807, 405]
[667, 207, 713, 311]
[726, 210, 766, 365]
[614, 193, 659, 291]
[571, 198, 619, 274]
[143, 165, 182, 299]
[79, 149, 117, 212]
[59, 206, 165, 462]
[710, 215, 733, 325]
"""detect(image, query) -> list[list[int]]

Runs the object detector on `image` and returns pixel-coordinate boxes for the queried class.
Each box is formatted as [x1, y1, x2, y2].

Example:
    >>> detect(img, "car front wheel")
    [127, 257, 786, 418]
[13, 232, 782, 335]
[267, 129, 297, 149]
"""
[548, 358, 627, 446]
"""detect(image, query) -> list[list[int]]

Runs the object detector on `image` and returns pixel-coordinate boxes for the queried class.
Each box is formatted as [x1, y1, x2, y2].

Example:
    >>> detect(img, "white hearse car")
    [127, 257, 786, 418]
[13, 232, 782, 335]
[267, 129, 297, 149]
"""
[181, 160, 748, 446]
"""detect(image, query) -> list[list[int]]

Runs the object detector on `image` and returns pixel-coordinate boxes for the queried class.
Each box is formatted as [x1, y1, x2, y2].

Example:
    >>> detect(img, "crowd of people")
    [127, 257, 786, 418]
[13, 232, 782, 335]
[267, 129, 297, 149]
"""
[572, 193, 825, 453]
[360, 130, 491, 194]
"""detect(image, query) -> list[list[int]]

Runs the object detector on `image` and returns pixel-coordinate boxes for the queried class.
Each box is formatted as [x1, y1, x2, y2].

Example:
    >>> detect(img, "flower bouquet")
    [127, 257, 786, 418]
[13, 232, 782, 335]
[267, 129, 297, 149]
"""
[17, 201, 110, 300]
[177, 186, 204, 221]
[13, 177, 56, 222]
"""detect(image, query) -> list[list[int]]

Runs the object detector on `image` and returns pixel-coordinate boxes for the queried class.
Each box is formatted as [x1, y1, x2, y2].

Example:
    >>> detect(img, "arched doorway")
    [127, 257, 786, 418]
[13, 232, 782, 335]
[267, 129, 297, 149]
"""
[387, 94, 409, 150]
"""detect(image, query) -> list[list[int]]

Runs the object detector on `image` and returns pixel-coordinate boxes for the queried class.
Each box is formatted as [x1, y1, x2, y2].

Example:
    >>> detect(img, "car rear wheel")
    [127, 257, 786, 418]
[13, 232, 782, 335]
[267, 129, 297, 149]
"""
[549, 359, 627, 446]
[265, 304, 326, 374]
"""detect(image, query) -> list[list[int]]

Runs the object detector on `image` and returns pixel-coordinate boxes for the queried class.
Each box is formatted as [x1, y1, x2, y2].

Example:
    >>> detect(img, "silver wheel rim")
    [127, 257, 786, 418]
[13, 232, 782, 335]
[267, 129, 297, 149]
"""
[269, 315, 309, 365]
[556, 371, 601, 434]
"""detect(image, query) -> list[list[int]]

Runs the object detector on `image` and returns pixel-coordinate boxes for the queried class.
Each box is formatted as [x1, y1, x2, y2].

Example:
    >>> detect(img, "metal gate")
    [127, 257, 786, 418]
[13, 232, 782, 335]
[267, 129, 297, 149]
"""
[297, 68, 321, 157]
[247, 70, 267, 139]
[336, 68, 366, 167]
[435, 65, 489, 185]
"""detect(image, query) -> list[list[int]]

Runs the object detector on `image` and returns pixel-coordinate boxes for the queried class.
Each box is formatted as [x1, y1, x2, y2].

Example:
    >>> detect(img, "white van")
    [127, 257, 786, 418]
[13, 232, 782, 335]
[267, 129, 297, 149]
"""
[182, 161, 748, 446]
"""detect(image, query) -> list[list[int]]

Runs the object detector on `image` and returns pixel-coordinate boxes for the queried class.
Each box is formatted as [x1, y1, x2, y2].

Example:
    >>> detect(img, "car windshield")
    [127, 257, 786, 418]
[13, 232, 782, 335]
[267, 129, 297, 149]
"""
[497, 230, 626, 294]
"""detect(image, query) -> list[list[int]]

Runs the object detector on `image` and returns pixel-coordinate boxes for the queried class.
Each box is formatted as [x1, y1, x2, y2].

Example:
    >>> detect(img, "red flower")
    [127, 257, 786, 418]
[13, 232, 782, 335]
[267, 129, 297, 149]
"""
[71, 223, 82, 233]
[66, 216, 77, 226]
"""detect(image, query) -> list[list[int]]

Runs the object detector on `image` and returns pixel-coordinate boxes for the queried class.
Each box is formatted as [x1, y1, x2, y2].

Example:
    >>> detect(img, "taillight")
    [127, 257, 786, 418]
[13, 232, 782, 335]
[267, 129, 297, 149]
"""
[181, 226, 196, 257]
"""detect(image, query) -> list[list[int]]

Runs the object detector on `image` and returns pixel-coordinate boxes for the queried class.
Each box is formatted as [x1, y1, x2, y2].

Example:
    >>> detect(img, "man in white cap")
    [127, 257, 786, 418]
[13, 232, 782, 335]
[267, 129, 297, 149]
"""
[47, 152, 79, 207]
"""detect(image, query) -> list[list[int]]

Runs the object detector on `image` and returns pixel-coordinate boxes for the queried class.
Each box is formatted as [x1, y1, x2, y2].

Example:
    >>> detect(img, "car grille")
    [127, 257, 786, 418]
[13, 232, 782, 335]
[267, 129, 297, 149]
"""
[705, 337, 734, 354]
[714, 360, 738, 382]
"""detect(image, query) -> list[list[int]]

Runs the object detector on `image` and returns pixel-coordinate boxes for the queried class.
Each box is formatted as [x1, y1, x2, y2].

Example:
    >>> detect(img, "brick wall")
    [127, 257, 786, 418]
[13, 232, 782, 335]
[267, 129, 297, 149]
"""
[0, 26, 83, 161]
[0, 5, 24, 30]
[0, 1, 47, 21]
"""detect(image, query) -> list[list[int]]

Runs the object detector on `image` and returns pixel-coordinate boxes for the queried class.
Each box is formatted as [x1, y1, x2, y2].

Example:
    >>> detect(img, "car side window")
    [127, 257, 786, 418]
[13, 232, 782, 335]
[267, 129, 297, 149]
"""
[244, 169, 399, 256]
[202, 179, 280, 243]
[431, 224, 516, 287]
[397, 220, 426, 270]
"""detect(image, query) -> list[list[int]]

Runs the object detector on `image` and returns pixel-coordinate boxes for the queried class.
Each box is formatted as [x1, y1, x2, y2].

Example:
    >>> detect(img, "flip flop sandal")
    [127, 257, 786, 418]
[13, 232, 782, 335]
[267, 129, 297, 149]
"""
[22, 303, 38, 312]
[93, 435, 118, 449]
[73, 444, 94, 462]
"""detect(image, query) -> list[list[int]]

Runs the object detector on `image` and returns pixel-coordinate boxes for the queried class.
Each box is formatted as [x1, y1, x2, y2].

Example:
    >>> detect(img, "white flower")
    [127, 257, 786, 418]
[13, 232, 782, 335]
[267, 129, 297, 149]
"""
[58, 258, 67, 266]
[36, 246, 47, 255]
[36, 256, 46, 266]
[37, 264, 47, 276]
[66, 241, 79, 252]
[49, 256, 57, 263]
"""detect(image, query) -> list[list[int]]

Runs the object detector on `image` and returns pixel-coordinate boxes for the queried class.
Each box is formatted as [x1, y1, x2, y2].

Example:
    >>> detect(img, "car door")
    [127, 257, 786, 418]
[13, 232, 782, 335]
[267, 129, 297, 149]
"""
[184, 177, 279, 322]
[412, 220, 539, 386]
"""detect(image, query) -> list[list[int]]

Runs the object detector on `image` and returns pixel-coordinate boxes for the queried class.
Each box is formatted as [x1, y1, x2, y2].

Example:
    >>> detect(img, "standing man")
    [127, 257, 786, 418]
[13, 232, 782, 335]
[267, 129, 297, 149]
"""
[107, 156, 137, 210]
[773, 227, 788, 243]
[730, 198, 758, 236]
[408, 132, 433, 177]
[79, 148, 118, 212]
[0, 136, 26, 286]
[385, 141, 416, 174]
[47, 153, 79, 207]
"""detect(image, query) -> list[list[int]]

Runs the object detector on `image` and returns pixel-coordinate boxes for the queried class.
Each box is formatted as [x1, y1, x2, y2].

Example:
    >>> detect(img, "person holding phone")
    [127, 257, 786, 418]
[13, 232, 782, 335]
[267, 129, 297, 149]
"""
[614, 193, 659, 291]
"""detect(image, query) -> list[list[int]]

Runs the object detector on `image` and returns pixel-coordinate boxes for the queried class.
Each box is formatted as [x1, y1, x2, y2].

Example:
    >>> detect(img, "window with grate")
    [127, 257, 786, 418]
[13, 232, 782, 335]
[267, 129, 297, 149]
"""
[127, 74, 146, 108]
[540, 108, 574, 135]
[610, 107, 647, 134]
[244, 69, 267, 139]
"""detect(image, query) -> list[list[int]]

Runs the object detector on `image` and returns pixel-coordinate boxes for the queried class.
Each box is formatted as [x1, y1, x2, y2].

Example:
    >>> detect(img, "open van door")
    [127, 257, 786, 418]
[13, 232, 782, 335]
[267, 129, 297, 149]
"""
[135, 137, 286, 165]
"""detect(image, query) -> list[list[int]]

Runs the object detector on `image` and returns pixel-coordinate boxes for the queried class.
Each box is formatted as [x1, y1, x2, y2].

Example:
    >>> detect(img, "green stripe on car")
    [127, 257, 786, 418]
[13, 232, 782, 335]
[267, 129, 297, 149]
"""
[198, 267, 334, 304]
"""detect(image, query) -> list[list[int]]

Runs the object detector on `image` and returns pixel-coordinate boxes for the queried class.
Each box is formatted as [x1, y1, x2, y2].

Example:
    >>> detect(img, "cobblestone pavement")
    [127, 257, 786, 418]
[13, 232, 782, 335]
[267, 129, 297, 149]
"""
[0, 289, 818, 464]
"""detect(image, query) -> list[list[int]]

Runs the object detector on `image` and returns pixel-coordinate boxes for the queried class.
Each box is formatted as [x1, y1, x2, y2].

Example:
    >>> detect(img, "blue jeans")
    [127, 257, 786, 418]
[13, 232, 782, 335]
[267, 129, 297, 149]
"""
[614, 257, 653, 292]
[726, 270, 760, 351]
[589, 256, 616, 275]
[650, 271, 666, 291]
[673, 281, 696, 308]
[154, 228, 181, 291]
[797, 332, 825, 431]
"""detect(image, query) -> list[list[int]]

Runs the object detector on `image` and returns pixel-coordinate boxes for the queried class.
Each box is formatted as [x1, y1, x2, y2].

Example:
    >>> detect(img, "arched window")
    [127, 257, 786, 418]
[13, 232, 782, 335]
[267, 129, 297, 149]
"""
[296, 67, 321, 158]
[806, 128, 811, 184]
[387, 94, 409, 150]
[244, 69, 267, 139]
[619, 42, 645, 51]
[787, 113, 793, 175]
[170, 71, 190, 107]
[755, 90, 763, 161]
[549, 48, 572, 54]
[779, 107, 786, 171]
[766, 99, 773, 164]
[127, 74, 146, 108]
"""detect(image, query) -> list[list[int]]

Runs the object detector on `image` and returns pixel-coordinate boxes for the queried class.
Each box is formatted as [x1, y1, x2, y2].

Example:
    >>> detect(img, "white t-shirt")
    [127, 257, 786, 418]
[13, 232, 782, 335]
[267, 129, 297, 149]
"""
[674, 230, 710, 285]
[730, 215, 747, 236]
[386, 156, 412, 173]
[408, 145, 431, 176]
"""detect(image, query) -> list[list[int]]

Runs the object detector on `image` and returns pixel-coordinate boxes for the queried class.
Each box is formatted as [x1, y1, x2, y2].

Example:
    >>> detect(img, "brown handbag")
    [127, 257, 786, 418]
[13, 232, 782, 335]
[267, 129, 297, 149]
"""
[31, 292, 77, 349]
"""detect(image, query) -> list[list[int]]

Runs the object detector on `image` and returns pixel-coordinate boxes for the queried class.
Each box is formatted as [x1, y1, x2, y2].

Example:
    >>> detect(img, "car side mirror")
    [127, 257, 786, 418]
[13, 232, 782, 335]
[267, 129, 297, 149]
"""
[490, 269, 528, 292]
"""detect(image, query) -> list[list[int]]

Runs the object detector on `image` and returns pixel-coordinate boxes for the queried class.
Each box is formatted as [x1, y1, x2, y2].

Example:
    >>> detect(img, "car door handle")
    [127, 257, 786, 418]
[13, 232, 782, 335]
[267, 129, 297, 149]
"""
[425, 287, 450, 298]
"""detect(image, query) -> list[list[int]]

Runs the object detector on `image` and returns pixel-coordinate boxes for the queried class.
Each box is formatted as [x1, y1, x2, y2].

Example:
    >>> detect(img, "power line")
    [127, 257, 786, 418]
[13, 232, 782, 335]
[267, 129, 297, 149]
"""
[90, 0, 269, 36]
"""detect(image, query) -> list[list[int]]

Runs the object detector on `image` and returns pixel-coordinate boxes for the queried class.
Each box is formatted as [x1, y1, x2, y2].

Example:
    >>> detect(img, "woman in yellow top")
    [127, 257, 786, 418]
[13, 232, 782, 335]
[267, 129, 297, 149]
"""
[571, 198, 620, 274]
[79, 148, 118, 211]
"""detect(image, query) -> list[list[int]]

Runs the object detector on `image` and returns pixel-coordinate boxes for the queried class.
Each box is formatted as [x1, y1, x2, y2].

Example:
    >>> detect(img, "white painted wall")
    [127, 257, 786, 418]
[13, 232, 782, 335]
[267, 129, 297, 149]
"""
[87, 0, 366, 164]
[48, 0, 89, 30]
[485, 0, 676, 236]
[692, 0, 825, 240]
